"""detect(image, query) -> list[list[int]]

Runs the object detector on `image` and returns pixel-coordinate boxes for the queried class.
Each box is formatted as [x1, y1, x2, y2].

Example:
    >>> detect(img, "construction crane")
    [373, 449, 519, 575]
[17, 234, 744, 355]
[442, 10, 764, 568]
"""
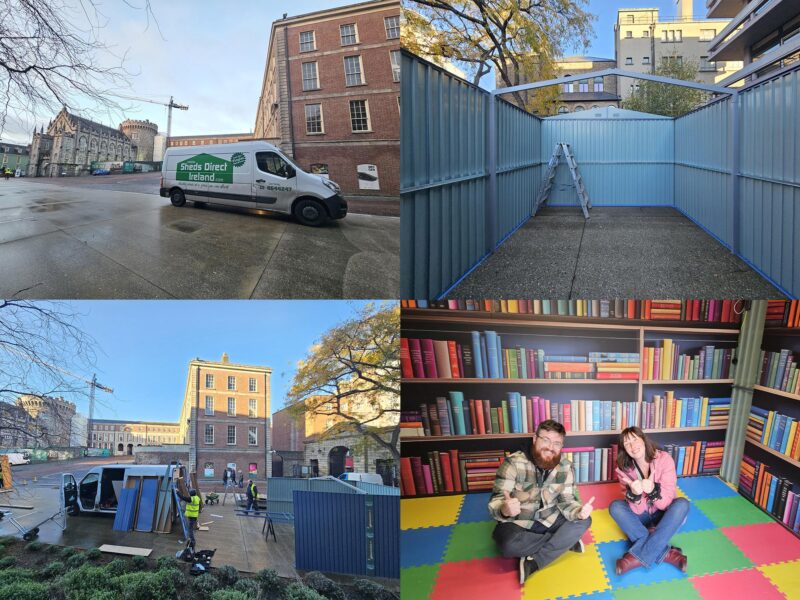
[111, 94, 189, 145]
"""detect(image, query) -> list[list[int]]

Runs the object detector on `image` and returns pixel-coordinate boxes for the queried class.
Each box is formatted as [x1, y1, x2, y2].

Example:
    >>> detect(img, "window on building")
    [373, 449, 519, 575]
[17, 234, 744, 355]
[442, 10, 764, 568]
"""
[249, 399, 257, 418]
[384, 15, 399, 39]
[562, 76, 573, 93]
[301, 62, 319, 91]
[700, 56, 718, 71]
[228, 397, 236, 416]
[344, 55, 364, 86]
[299, 31, 315, 52]
[349, 100, 371, 132]
[626, 14, 634, 24]
[625, 57, 633, 65]
[340, 23, 358, 45]
[227, 425, 236, 445]
[205, 396, 214, 416]
[593, 76, 604, 92]
[643, 56, 650, 65]
[227, 376, 236, 391]
[390, 50, 401, 82]
[700, 29, 716, 41]
[642, 30, 649, 38]
[305, 104, 323, 134]
[578, 82, 588, 92]
[248, 377, 257, 392]
[675, 30, 682, 42]
[205, 425, 214, 444]
[248, 426, 257, 446]
[625, 31, 632, 38]
[558, 106, 568, 114]
[661, 30, 668, 42]
[205, 374, 214, 388]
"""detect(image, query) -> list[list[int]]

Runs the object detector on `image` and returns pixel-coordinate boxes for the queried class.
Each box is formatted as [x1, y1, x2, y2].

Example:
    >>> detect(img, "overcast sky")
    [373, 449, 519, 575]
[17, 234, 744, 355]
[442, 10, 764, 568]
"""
[3, 0, 343, 145]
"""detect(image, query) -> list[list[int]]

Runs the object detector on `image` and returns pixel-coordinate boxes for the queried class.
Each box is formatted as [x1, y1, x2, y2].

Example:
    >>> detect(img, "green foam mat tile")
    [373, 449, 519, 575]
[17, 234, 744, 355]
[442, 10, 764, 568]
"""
[694, 496, 776, 529]
[444, 520, 502, 563]
[669, 529, 753, 577]
[401, 564, 440, 600]
[612, 578, 702, 600]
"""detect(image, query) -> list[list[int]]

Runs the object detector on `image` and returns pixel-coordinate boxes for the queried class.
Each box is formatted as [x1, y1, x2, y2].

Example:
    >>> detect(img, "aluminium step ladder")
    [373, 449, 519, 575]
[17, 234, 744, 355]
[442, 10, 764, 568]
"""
[534, 142, 592, 219]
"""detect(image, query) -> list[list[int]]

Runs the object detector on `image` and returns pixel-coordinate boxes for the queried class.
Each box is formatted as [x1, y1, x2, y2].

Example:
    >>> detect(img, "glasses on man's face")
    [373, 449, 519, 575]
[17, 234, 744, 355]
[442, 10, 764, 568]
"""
[536, 434, 563, 450]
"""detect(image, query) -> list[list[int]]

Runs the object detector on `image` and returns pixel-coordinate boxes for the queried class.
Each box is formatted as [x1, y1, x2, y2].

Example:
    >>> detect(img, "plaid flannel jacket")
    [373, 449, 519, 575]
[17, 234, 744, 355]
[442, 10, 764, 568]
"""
[488, 451, 583, 529]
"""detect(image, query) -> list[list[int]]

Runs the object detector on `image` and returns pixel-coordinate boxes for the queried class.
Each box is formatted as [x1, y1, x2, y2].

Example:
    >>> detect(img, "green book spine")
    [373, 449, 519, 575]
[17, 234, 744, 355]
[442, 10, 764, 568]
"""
[501, 400, 510, 434]
[490, 409, 500, 434]
[448, 391, 466, 436]
[509, 350, 519, 379]
[768, 353, 779, 389]
[712, 350, 721, 379]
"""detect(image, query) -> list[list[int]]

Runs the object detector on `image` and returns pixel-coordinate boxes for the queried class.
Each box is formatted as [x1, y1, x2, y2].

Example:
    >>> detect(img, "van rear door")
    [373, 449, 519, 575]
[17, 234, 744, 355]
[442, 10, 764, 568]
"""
[62, 473, 79, 515]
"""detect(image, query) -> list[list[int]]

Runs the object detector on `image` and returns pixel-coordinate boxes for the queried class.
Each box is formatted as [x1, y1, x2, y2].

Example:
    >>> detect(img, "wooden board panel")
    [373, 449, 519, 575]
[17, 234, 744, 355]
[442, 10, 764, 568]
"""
[98, 544, 152, 557]
[0, 456, 11, 489]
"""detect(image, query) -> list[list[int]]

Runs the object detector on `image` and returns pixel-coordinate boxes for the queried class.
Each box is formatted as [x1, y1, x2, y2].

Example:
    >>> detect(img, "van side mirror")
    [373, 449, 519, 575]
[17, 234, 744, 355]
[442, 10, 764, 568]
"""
[285, 166, 296, 179]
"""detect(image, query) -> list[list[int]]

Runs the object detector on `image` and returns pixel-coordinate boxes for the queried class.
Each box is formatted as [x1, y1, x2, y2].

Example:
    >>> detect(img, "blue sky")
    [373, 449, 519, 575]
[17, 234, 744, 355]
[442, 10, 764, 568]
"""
[53, 300, 385, 423]
[3, 0, 347, 144]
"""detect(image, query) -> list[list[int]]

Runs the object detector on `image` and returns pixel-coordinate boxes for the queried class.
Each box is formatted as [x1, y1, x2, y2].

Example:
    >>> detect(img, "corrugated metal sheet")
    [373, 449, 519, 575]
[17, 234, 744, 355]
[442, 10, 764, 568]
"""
[738, 68, 800, 297]
[295, 491, 367, 575]
[373, 495, 400, 578]
[401, 51, 489, 298]
[354, 481, 400, 495]
[265, 477, 309, 515]
[540, 118, 674, 206]
[674, 98, 733, 247]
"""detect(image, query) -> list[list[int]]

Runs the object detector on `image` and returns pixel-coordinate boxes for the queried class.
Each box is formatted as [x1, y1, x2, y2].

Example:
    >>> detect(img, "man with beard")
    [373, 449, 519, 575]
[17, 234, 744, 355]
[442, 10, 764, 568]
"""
[488, 420, 595, 586]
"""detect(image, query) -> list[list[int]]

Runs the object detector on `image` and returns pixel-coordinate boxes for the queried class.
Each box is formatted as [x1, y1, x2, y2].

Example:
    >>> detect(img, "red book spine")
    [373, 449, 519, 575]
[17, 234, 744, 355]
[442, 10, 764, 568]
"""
[439, 452, 454, 492]
[538, 397, 546, 424]
[526, 396, 534, 433]
[596, 372, 639, 379]
[420, 339, 438, 378]
[469, 398, 478, 433]
[450, 450, 462, 492]
[563, 404, 571, 432]
[400, 338, 414, 379]
[409, 338, 425, 378]
[447, 340, 461, 378]
[476, 399, 486, 434]
[400, 457, 416, 496]
[497, 407, 505, 434]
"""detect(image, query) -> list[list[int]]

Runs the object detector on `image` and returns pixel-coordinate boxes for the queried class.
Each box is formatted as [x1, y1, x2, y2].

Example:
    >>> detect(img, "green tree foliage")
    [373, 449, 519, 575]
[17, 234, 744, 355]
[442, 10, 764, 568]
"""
[287, 302, 400, 462]
[403, 0, 595, 115]
[623, 56, 710, 117]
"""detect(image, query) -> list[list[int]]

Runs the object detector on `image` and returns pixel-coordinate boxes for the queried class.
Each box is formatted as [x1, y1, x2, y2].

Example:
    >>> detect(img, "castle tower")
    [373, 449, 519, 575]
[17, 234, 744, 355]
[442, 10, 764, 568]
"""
[119, 119, 159, 161]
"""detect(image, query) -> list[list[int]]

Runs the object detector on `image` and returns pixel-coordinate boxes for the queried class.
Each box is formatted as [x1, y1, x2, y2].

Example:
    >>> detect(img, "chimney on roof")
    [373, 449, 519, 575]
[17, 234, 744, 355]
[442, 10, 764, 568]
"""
[221, 352, 230, 364]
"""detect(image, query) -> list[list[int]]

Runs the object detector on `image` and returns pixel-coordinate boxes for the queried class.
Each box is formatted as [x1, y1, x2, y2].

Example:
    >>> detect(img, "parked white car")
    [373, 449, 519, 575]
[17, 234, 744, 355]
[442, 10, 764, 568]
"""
[338, 472, 384, 485]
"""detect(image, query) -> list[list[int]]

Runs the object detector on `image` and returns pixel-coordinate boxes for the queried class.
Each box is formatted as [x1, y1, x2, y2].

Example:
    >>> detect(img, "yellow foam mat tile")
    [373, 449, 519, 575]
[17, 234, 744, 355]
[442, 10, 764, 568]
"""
[758, 559, 800, 599]
[674, 485, 689, 499]
[588, 508, 627, 544]
[522, 543, 610, 600]
[401, 495, 465, 530]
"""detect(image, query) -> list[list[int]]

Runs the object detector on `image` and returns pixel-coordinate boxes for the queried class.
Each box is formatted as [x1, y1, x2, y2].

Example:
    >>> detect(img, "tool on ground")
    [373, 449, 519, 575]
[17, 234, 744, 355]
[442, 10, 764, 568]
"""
[534, 142, 592, 219]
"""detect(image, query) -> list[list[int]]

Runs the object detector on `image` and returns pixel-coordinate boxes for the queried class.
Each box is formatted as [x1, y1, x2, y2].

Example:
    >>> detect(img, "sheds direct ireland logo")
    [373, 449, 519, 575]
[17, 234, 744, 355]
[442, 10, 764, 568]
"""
[176, 152, 246, 184]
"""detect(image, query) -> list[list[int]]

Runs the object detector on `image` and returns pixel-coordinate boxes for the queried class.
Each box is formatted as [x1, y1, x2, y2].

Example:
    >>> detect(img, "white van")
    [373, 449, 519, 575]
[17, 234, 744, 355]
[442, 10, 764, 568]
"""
[61, 463, 181, 515]
[338, 472, 384, 485]
[160, 141, 347, 226]
[6, 452, 30, 466]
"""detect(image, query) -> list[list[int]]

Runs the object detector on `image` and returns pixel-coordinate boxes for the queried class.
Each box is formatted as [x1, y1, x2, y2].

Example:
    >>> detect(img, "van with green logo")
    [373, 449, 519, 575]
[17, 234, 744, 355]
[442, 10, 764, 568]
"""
[160, 141, 346, 226]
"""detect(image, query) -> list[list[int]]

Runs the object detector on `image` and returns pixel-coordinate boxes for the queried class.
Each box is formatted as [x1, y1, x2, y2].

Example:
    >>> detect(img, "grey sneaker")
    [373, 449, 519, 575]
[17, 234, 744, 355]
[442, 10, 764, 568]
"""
[570, 539, 585, 553]
[519, 556, 538, 585]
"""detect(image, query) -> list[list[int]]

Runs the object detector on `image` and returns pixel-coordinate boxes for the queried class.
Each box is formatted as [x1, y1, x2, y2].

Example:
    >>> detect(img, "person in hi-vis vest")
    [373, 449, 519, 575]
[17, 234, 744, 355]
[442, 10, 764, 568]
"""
[178, 488, 201, 547]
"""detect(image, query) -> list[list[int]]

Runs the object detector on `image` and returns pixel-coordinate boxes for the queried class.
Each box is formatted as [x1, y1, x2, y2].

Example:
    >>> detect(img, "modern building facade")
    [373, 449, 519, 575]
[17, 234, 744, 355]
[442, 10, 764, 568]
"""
[254, 0, 400, 196]
[0, 142, 30, 175]
[28, 108, 138, 177]
[614, 1, 742, 100]
[555, 56, 621, 113]
[178, 353, 272, 482]
[166, 132, 256, 148]
[707, 0, 800, 86]
[88, 418, 180, 455]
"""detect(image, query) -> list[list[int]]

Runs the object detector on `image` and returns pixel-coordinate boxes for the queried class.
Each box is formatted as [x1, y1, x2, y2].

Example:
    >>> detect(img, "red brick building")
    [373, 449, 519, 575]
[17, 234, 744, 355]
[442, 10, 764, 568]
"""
[254, 0, 400, 197]
[179, 353, 272, 483]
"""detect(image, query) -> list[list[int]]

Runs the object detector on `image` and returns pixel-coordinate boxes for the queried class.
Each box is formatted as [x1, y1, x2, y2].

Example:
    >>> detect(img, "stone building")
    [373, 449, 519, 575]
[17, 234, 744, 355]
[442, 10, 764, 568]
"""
[178, 353, 272, 483]
[119, 119, 159, 161]
[253, 0, 400, 196]
[88, 418, 181, 456]
[16, 395, 76, 447]
[0, 402, 37, 449]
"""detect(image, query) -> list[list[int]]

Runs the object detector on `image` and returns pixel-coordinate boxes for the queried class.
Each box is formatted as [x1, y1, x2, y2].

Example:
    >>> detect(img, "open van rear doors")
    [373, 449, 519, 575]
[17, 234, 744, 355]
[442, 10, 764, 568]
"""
[62, 473, 79, 515]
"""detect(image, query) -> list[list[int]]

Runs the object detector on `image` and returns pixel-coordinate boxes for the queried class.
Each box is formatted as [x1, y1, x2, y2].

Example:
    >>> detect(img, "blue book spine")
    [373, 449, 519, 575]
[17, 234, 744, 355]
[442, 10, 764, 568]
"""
[544, 355, 588, 362]
[779, 417, 793, 454]
[769, 414, 785, 450]
[704, 346, 714, 379]
[592, 402, 600, 431]
[537, 349, 545, 380]
[508, 392, 520, 434]
[518, 348, 528, 379]
[689, 398, 699, 427]
[580, 452, 589, 483]
[750, 405, 770, 418]
[462, 399, 472, 435]
[767, 477, 778, 512]
[480, 335, 489, 379]
[471, 331, 484, 379]
[594, 448, 602, 482]
[603, 401, 612, 431]
[448, 391, 466, 436]
[496, 334, 503, 378]
[573, 453, 581, 483]
[677, 447, 686, 476]
[680, 399, 688, 428]
[485, 331, 500, 379]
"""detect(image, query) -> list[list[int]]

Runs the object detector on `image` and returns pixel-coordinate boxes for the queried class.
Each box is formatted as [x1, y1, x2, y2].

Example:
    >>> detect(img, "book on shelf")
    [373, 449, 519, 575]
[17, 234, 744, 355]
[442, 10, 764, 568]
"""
[405, 393, 730, 438]
[758, 349, 800, 395]
[400, 449, 509, 496]
[400, 299, 744, 324]
[661, 441, 725, 476]
[402, 332, 640, 380]
[746, 406, 800, 460]
[738, 454, 800, 534]
[765, 300, 800, 328]
[641, 340, 736, 381]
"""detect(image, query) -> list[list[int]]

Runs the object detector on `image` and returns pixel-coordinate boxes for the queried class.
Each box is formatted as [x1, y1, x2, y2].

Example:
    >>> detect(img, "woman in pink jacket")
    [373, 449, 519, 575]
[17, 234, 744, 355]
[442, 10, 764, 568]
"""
[610, 426, 689, 576]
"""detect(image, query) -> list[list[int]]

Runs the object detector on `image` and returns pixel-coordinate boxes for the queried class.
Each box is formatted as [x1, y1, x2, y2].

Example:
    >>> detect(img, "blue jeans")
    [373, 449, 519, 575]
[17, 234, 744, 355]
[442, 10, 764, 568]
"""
[608, 497, 689, 568]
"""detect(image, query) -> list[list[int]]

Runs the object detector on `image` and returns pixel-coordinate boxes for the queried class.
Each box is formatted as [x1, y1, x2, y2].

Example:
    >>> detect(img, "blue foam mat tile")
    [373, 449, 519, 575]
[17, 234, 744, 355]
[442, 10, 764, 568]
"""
[679, 502, 717, 533]
[563, 591, 615, 600]
[456, 492, 493, 524]
[596, 539, 686, 590]
[401, 525, 453, 569]
[675, 476, 737, 501]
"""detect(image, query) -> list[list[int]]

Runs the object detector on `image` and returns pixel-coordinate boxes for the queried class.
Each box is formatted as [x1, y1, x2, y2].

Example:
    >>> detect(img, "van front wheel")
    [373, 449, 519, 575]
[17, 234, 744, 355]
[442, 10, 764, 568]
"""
[170, 189, 186, 207]
[293, 198, 328, 227]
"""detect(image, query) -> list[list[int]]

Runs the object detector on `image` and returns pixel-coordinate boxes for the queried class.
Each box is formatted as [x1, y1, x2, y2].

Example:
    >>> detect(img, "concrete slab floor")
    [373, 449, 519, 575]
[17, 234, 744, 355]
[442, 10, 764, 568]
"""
[449, 207, 785, 299]
[0, 179, 399, 299]
[0, 484, 298, 577]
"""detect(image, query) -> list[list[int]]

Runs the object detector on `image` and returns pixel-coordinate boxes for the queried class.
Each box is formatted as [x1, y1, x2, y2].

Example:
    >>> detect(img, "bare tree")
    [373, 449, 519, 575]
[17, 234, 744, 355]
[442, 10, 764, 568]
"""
[0, 0, 159, 137]
[0, 300, 97, 448]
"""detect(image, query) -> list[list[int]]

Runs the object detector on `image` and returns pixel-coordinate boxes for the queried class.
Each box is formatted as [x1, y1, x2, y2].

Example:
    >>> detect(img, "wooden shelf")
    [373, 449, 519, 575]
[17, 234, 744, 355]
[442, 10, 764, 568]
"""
[401, 425, 728, 442]
[402, 378, 637, 384]
[752, 384, 800, 402]
[763, 327, 800, 336]
[745, 439, 800, 469]
[642, 379, 734, 385]
[402, 309, 741, 334]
